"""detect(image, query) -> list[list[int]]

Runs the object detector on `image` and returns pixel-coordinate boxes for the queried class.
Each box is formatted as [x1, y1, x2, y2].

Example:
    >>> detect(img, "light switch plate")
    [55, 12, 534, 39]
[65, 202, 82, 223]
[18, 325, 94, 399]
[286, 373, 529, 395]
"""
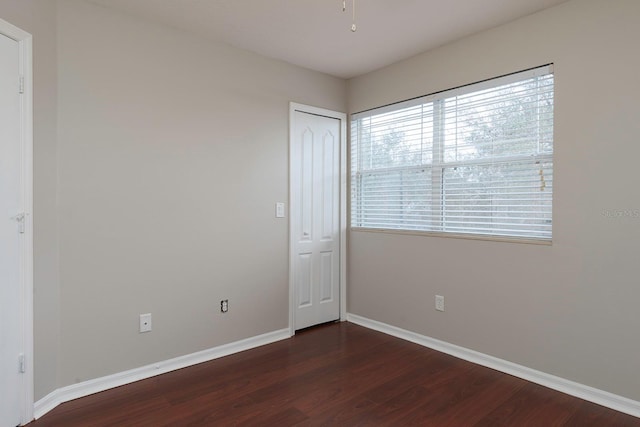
[275, 202, 285, 218]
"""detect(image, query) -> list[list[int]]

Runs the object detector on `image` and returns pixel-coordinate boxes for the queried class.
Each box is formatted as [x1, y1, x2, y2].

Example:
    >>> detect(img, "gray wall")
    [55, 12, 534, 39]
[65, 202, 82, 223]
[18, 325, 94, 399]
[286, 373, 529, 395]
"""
[348, 0, 640, 401]
[2, 0, 346, 399]
[3, 0, 639, 407]
[56, 0, 346, 387]
[0, 0, 59, 401]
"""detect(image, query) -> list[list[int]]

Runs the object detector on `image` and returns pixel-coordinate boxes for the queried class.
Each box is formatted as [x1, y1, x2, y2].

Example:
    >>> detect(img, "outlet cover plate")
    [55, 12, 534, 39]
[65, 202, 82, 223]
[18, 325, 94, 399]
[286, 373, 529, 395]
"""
[139, 313, 152, 332]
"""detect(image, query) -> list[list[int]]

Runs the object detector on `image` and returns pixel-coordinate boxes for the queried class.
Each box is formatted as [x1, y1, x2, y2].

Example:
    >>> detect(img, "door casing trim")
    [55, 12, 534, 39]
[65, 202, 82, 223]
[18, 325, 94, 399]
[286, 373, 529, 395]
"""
[288, 103, 347, 336]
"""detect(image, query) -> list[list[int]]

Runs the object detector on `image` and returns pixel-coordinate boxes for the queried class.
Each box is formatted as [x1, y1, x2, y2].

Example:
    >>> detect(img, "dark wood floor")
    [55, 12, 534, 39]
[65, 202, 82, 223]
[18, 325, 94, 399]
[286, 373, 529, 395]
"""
[29, 322, 639, 426]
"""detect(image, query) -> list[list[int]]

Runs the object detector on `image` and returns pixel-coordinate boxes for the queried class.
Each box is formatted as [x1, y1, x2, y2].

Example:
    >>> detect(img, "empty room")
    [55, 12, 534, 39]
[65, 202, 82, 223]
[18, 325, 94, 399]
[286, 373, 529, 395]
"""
[1, 0, 639, 425]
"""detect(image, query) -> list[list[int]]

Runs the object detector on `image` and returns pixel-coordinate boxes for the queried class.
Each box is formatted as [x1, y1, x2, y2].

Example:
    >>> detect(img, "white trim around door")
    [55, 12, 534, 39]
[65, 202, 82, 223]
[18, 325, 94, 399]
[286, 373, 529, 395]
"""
[288, 103, 347, 336]
[0, 17, 34, 425]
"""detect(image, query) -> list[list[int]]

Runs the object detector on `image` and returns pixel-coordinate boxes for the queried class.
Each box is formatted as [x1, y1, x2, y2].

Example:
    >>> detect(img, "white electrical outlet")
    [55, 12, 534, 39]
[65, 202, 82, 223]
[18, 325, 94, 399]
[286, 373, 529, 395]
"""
[139, 313, 152, 332]
[435, 295, 445, 312]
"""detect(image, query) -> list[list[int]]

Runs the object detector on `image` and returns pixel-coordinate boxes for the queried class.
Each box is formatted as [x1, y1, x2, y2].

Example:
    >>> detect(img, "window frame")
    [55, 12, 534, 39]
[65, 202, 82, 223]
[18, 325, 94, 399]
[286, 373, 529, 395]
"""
[350, 65, 554, 244]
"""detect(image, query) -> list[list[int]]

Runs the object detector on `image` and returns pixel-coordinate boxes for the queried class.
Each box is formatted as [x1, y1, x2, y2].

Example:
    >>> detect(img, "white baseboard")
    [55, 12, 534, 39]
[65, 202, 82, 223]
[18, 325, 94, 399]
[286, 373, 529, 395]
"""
[33, 328, 290, 420]
[347, 313, 640, 419]
[33, 318, 640, 420]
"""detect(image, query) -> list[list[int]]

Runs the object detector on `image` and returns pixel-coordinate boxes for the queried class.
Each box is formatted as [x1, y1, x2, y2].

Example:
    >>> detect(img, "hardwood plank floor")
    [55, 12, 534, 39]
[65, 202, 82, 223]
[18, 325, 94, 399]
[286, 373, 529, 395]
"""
[28, 322, 640, 426]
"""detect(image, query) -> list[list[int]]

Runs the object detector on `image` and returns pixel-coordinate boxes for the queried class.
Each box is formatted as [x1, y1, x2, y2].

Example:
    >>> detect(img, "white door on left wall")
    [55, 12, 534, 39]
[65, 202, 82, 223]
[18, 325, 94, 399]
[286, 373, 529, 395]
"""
[0, 31, 23, 427]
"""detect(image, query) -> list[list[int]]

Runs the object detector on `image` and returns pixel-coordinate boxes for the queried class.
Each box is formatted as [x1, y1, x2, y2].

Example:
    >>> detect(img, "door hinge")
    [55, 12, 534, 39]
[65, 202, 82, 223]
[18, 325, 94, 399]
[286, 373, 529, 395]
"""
[19, 354, 26, 373]
[19, 75, 24, 94]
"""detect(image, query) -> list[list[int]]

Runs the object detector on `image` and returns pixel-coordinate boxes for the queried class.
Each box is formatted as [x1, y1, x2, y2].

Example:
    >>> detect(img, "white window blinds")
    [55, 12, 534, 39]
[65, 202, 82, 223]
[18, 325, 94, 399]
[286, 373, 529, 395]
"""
[351, 65, 554, 241]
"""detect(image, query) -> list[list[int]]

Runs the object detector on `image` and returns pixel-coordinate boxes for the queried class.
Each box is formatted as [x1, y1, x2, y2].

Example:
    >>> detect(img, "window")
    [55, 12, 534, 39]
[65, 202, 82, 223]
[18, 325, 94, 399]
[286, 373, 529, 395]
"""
[351, 65, 554, 241]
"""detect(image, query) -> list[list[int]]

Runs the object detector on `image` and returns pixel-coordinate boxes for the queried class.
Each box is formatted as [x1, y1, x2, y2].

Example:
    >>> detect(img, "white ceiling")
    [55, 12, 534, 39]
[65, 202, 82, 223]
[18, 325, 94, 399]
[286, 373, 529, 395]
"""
[87, 0, 568, 79]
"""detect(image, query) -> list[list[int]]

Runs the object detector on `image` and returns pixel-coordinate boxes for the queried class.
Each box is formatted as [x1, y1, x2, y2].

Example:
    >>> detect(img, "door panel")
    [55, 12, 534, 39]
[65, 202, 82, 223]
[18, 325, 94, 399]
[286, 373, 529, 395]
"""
[321, 134, 335, 239]
[319, 252, 333, 302]
[292, 111, 341, 330]
[0, 31, 23, 427]
[300, 130, 313, 241]
[297, 253, 312, 307]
